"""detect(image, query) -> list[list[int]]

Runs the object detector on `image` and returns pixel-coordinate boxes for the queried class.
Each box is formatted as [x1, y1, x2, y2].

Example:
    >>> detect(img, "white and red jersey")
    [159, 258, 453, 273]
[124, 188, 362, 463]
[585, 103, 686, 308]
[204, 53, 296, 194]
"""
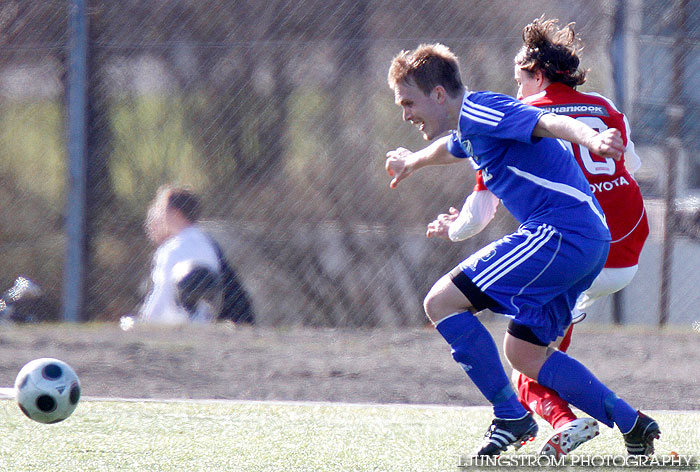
[522, 83, 648, 267]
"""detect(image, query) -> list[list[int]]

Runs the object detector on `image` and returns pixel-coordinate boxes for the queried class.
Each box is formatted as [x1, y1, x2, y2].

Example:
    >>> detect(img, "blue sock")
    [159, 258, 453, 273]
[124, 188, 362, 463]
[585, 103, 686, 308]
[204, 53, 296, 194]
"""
[610, 396, 639, 433]
[538, 351, 638, 430]
[436, 312, 527, 419]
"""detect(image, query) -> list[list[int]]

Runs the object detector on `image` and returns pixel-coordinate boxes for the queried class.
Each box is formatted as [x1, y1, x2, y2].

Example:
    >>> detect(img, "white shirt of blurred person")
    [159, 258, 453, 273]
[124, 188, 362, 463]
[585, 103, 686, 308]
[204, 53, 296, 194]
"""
[138, 185, 220, 324]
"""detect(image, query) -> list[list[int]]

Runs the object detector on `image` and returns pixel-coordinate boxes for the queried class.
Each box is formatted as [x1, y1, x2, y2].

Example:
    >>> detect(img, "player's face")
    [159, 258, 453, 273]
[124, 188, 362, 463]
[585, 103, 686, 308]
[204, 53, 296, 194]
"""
[145, 198, 168, 244]
[394, 82, 449, 140]
[514, 66, 542, 100]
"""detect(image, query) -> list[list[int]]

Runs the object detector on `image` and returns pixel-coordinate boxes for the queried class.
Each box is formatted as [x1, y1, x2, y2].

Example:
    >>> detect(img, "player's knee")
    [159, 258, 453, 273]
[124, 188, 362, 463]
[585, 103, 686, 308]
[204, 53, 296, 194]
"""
[423, 289, 446, 323]
[504, 350, 528, 376]
[422, 292, 437, 323]
[505, 352, 527, 374]
[504, 342, 546, 380]
[424, 274, 473, 324]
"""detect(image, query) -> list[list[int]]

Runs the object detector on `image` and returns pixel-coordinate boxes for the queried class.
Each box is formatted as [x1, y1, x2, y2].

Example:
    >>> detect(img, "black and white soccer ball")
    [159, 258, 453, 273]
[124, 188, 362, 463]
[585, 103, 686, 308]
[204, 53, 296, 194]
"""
[14, 358, 81, 424]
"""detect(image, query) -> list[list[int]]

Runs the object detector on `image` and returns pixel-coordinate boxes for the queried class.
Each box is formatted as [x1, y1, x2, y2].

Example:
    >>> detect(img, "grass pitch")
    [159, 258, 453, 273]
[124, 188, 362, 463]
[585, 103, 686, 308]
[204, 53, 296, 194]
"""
[0, 399, 697, 471]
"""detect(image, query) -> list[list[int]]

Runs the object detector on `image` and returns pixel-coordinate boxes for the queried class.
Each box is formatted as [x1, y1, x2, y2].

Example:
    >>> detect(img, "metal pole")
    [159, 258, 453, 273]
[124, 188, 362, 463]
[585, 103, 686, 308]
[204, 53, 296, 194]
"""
[659, 0, 686, 326]
[610, 0, 626, 324]
[63, 0, 88, 322]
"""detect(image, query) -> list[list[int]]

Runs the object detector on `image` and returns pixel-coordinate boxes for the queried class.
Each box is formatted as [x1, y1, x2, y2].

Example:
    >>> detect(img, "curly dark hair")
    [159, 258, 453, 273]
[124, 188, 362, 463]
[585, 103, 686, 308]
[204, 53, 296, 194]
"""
[514, 16, 587, 88]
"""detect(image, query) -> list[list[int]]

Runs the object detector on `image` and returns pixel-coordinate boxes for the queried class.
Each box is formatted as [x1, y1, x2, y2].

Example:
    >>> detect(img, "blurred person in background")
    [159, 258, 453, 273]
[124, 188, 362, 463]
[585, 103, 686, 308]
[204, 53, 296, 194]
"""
[386, 43, 658, 457]
[134, 185, 256, 326]
[138, 185, 222, 324]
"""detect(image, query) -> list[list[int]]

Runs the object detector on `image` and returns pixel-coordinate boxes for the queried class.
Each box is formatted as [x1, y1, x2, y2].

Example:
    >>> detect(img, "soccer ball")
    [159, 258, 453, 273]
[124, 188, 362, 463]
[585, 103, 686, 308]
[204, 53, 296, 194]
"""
[14, 358, 81, 424]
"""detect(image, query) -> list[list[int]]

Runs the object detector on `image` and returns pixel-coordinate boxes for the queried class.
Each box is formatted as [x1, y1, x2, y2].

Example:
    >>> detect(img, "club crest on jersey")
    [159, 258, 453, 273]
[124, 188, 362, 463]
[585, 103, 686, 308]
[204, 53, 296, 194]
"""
[461, 138, 475, 159]
[466, 245, 497, 270]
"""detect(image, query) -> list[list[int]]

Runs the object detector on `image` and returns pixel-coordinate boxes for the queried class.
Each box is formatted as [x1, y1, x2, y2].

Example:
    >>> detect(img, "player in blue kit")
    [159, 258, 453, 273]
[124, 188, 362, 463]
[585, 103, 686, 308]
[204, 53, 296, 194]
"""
[385, 44, 660, 456]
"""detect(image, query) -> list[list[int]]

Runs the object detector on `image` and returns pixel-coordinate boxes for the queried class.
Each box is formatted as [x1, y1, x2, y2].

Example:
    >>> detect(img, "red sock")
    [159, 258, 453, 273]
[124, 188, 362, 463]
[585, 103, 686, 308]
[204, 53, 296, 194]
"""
[517, 373, 577, 429]
[516, 325, 578, 430]
[558, 324, 574, 353]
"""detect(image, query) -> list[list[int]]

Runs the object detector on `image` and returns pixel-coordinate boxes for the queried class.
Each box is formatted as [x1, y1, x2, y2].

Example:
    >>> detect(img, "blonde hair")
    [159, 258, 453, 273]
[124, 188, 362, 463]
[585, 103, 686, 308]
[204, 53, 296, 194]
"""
[388, 43, 464, 98]
[145, 184, 201, 241]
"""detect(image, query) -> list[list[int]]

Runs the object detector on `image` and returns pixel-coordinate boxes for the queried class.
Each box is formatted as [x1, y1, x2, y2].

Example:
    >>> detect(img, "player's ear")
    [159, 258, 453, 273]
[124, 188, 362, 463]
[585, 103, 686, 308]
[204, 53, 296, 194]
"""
[534, 69, 545, 87]
[432, 85, 447, 104]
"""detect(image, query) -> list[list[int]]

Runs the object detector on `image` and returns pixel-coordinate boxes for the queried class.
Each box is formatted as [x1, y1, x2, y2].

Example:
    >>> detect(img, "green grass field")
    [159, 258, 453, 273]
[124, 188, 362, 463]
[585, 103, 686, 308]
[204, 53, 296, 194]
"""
[0, 399, 697, 471]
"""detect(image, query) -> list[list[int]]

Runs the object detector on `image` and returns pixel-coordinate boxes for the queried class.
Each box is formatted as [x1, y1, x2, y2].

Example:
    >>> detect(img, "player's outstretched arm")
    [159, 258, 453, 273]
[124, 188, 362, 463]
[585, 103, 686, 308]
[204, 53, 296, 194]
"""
[533, 113, 624, 160]
[427, 190, 499, 241]
[426, 206, 460, 240]
[385, 136, 461, 189]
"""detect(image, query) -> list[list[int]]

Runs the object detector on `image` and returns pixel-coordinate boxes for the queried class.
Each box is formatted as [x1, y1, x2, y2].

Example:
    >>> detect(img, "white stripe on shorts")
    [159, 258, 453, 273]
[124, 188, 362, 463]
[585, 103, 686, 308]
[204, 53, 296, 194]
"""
[472, 224, 557, 292]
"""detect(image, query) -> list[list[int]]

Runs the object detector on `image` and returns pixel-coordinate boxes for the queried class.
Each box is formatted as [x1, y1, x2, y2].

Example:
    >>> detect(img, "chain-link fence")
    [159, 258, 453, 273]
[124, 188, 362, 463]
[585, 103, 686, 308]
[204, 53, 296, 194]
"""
[0, 0, 698, 326]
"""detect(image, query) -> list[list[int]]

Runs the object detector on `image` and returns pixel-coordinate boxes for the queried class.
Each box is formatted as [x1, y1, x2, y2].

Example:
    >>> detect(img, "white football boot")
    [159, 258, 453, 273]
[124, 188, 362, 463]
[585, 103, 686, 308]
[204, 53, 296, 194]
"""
[538, 417, 599, 458]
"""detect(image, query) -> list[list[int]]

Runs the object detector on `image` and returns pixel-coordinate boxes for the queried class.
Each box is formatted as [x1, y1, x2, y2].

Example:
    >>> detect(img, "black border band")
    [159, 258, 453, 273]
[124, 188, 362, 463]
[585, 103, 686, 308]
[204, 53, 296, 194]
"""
[506, 319, 548, 346]
[449, 266, 499, 313]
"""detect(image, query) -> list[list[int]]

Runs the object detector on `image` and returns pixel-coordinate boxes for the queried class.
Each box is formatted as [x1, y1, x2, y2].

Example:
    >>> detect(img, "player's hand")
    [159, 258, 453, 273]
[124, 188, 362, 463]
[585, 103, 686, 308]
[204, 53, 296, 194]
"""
[385, 147, 413, 189]
[587, 128, 624, 161]
[426, 207, 460, 239]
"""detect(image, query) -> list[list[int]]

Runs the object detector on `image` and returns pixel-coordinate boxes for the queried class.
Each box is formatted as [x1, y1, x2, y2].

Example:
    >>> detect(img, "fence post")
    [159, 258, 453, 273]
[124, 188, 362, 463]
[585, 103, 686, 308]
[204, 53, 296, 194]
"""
[659, 0, 687, 326]
[610, 0, 626, 325]
[63, 0, 89, 322]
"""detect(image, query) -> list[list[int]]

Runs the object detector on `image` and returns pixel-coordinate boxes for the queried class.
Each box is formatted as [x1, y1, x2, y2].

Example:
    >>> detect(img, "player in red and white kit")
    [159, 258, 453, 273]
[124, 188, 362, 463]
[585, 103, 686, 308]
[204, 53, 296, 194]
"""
[514, 17, 650, 458]
[426, 17, 652, 458]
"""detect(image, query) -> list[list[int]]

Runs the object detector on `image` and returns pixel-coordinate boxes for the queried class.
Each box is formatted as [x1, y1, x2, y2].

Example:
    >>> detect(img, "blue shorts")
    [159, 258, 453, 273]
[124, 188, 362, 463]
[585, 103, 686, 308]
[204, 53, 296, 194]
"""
[451, 222, 609, 344]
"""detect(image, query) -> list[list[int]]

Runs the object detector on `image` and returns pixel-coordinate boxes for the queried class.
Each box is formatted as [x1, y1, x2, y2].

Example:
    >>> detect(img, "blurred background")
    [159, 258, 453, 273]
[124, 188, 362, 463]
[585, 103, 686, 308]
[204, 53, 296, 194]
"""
[0, 0, 698, 327]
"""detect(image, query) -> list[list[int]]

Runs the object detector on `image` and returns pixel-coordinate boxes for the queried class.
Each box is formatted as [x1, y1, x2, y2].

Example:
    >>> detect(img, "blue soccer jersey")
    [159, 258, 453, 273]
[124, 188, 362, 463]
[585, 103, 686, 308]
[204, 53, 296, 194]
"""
[446, 91, 610, 241]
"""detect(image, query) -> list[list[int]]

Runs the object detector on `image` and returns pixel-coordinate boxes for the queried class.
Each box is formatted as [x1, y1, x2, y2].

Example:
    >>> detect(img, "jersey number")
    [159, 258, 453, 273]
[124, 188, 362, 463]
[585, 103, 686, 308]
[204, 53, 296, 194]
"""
[562, 117, 616, 176]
